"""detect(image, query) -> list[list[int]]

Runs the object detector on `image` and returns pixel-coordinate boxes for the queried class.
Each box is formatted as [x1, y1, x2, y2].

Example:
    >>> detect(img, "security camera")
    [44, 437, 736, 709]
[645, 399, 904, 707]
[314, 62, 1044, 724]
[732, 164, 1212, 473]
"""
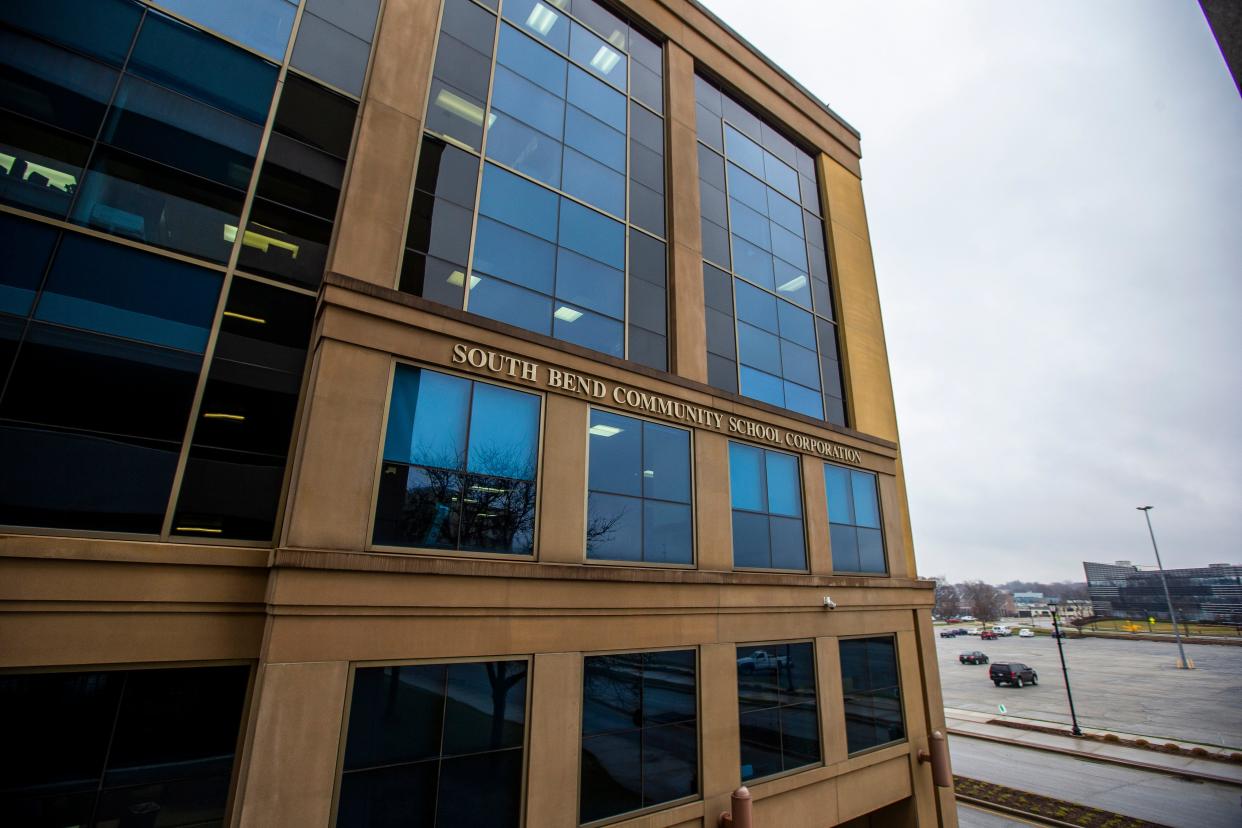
[822, 596, 837, 609]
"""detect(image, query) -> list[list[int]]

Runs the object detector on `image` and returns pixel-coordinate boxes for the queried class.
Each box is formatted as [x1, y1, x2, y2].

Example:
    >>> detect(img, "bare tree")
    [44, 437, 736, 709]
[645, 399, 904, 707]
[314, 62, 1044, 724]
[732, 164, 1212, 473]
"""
[933, 579, 961, 619]
[959, 581, 1007, 622]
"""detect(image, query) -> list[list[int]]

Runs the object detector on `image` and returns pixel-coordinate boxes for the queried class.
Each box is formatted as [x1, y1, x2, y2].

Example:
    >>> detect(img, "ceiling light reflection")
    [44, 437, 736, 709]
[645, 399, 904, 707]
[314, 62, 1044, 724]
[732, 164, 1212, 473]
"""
[554, 306, 583, 322]
[590, 46, 621, 74]
[525, 3, 559, 35]
[588, 424, 622, 437]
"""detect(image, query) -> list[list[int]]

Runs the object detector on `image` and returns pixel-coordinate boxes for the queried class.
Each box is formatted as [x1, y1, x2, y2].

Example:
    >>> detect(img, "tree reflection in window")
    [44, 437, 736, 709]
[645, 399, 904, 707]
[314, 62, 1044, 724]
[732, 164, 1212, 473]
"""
[374, 365, 540, 554]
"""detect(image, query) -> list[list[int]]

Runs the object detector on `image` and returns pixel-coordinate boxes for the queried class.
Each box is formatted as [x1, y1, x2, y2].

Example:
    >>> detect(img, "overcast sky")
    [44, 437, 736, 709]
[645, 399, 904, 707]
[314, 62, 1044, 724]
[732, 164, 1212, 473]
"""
[701, 0, 1242, 583]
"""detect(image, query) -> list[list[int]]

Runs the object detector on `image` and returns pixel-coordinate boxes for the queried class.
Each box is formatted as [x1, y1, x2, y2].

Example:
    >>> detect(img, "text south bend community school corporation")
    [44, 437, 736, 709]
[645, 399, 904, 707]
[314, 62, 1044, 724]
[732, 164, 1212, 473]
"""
[451, 342, 863, 465]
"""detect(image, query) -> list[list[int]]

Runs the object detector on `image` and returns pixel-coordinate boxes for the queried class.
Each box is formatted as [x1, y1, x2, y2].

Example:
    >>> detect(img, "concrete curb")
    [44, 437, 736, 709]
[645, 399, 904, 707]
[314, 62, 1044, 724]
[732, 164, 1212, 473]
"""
[947, 727, 1242, 788]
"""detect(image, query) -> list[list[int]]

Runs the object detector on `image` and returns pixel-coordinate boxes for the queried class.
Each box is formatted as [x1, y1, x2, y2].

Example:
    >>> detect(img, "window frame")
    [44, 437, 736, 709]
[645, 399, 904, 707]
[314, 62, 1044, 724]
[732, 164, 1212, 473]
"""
[583, 405, 696, 569]
[368, 358, 547, 559]
[330, 654, 535, 828]
[734, 638, 823, 784]
[577, 645, 702, 827]
[823, 462, 888, 577]
[726, 438, 808, 572]
[836, 634, 907, 756]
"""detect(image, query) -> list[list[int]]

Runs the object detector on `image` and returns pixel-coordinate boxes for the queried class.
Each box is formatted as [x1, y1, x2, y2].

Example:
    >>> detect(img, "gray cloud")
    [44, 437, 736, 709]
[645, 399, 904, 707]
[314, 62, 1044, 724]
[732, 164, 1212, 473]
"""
[703, 0, 1242, 582]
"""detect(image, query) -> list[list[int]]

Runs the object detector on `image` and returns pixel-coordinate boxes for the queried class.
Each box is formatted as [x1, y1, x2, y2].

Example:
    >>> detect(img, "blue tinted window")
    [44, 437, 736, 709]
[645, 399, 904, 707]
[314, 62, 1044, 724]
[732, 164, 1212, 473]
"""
[497, 24, 567, 95]
[737, 323, 781, 375]
[564, 107, 625, 172]
[555, 249, 623, 319]
[491, 65, 565, 138]
[728, 442, 765, 511]
[156, 0, 296, 59]
[3, 0, 143, 67]
[739, 366, 783, 407]
[732, 236, 774, 290]
[553, 303, 622, 356]
[780, 341, 820, 389]
[783, 382, 823, 419]
[35, 234, 222, 352]
[724, 125, 764, 177]
[469, 381, 539, 479]
[567, 66, 625, 131]
[729, 200, 770, 252]
[770, 223, 807, 269]
[568, 22, 626, 90]
[290, 12, 371, 97]
[767, 190, 803, 235]
[473, 218, 556, 292]
[763, 151, 800, 200]
[561, 149, 624, 217]
[469, 275, 553, 335]
[777, 302, 815, 349]
[727, 164, 767, 215]
[129, 12, 279, 124]
[383, 366, 470, 468]
[503, 0, 570, 51]
[839, 637, 904, 753]
[479, 164, 558, 241]
[0, 30, 119, 137]
[486, 111, 563, 187]
[764, 452, 800, 517]
[826, 465, 885, 573]
[587, 410, 691, 564]
[730, 444, 803, 569]
[558, 199, 623, 268]
[773, 260, 811, 307]
[735, 282, 777, 332]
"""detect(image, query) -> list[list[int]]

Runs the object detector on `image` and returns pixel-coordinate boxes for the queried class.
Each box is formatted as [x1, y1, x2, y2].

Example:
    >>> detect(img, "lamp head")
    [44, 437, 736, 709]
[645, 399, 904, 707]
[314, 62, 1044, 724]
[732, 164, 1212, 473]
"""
[1137, 506, 1153, 511]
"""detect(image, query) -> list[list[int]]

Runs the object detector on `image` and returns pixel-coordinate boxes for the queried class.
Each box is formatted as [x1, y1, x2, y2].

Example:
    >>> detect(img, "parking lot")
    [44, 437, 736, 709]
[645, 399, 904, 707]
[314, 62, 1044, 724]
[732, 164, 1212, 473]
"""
[935, 627, 1242, 747]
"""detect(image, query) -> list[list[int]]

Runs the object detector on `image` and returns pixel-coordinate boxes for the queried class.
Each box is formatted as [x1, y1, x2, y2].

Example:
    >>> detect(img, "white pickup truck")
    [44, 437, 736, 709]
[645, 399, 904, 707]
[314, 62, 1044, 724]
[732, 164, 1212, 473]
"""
[737, 650, 788, 673]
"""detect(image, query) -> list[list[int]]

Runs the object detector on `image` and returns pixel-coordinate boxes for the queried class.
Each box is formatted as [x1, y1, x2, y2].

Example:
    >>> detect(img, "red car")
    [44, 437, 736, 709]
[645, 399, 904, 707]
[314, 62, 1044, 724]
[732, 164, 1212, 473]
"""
[959, 651, 988, 665]
[980, 630, 999, 640]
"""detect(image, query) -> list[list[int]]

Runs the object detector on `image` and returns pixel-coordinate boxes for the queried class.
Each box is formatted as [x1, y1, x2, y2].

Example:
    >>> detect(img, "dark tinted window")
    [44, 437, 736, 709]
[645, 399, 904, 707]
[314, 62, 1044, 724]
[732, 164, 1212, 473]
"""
[0, 665, 249, 825]
[375, 365, 540, 554]
[339, 660, 527, 828]
[736, 642, 819, 781]
[172, 277, 313, 540]
[587, 410, 691, 564]
[0, 211, 58, 317]
[2, 0, 143, 67]
[581, 650, 697, 822]
[839, 637, 905, 754]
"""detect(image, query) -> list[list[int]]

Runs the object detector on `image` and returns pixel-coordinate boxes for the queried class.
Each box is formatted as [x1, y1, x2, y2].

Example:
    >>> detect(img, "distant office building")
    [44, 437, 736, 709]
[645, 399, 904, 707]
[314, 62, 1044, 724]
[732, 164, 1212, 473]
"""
[1084, 561, 1242, 623]
[1013, 592, 1043, 604]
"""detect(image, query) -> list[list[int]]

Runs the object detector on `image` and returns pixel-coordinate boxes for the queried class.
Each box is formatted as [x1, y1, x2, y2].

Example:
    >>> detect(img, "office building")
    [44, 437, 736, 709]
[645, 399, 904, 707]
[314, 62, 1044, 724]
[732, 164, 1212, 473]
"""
[0, 1, 954, 826]
[1085, 561, 1242, 624]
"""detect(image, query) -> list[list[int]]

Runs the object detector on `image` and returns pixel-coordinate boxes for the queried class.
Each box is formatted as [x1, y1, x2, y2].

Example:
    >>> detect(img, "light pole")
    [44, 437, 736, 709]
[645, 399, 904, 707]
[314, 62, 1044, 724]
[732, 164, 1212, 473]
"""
[1137, 506, 1192, 669]
[1047, 599, 1083, 736]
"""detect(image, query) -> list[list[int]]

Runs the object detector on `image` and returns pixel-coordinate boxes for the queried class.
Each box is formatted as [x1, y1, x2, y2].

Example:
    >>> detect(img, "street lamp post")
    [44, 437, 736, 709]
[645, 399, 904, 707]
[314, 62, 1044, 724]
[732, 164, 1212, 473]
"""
[1047, 599, 1083, 736]
[1137, 506, 1192, 670]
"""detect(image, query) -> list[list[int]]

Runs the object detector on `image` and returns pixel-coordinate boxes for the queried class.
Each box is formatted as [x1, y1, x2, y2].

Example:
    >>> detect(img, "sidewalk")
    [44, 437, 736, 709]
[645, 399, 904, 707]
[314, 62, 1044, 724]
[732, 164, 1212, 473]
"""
[944, 706, 1242, 787]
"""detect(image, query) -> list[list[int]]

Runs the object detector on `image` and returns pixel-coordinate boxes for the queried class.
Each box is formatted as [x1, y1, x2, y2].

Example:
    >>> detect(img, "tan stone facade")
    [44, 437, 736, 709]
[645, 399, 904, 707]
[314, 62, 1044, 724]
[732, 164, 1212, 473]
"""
[0, 1, 954, 825]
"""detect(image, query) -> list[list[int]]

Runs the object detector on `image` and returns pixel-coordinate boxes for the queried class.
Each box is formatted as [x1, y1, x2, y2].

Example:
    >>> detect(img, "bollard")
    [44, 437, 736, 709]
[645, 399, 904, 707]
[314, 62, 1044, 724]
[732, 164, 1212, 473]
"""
[718, 785, 752, 828]
[917, 730, 953, 788]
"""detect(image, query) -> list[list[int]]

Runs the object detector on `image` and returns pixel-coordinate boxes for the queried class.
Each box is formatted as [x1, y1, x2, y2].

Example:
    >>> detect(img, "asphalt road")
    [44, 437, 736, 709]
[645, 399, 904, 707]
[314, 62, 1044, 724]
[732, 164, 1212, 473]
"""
[950, 736, 1242, 828]
[956, 803, 1038, 827]
[935, 630, 1242, 747]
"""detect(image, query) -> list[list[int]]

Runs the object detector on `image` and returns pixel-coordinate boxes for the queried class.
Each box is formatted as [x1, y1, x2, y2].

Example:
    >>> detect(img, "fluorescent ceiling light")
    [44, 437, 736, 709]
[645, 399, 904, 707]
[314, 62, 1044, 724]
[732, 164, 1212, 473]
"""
[588, 424, 622, 437]
[175, 526, 223, 534]
[525, 3, 559, 35]
[776, 275, 808, 293]
[545, 0, 568, 8]
[590, 46, 621, 75]
[554, 306, 583, 322]
[446, 270, 481, 289]
[607, 31, 626, 49]
[470, 484, 509, 493]
[435, 89, 486, 126]
[203, 413, 246, 421]
[223, 311, 266, 324]
[643, 470, 654, 477]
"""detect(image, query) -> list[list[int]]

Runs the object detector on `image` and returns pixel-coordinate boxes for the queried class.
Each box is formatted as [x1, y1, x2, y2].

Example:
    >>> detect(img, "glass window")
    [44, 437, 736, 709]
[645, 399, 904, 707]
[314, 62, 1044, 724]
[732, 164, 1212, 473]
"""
[695, 75, 844, 425]
[339, 660, 527, 828]
[737, 642, 819, 780]
[2, 0, 144, 68]
[290, 10, 373, 97]
[405, 0, 665, 369]
[0, 212, 57, 317]
[581, 650, 697, 823]
[588, 410, 691, 564]
[0, 665, 249, 825]
[728, 442, 805, 570]
[155, 0, 297, 60]
[839, 637, 905, 753]
[375, 365, 540, 554]
[824, 464, 885, 574]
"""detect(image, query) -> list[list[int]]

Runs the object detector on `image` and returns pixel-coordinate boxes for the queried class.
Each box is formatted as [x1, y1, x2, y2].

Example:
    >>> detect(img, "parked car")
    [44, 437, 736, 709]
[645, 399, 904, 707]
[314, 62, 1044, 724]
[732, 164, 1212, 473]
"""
[1050, 630, 1069, 639]
[959, 651, 988, 665]
[1018, 628, 1034, 638]
[990, 662, 1038, 687]
[737, 650, 787, 673]
[980, 630, 998, 640]
[947, 617, 963, 623]
[940, 630, 957, 638]
[965, 627, 980, 635]
[991, 625, 1012, 636]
